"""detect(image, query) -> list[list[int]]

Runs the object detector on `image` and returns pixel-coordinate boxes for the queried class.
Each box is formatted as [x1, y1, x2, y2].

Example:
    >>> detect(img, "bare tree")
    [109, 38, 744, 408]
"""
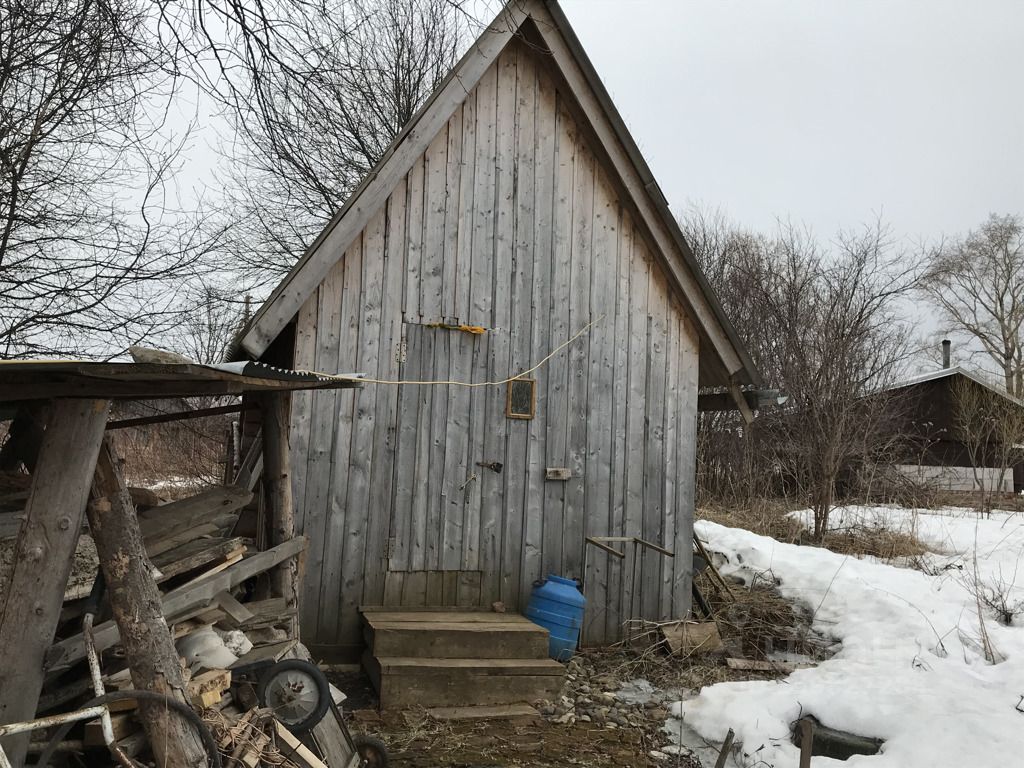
[683, 208, 919, 537]
[213, 0, 467, 285]
[921, 214, 1024, 397]
[0, 0, 228, 358]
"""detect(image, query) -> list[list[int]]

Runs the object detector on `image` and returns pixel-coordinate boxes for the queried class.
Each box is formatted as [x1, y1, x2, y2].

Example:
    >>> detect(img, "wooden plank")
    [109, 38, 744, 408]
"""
[672, 316, 700, 619]
[241, 2, 530, 355]
[0, 399, 108, 765]
[215, 591, 254, 624]
[582, 170, 617, 645]
[390, 323, 421, 571]
[318, 236, 362, 643]
[453, 93, 476, 322]
[425, 569, 444, 605]
[642, 272, 669, 621]
[441, 108, 464, 320]
[362, 609, 511, 624]
[501, 42, 535, 609]
[363, 184, 408, 606]
[520, 55, 556, 606]
[46, 537, 307, 671]
[400, 570, 428, 608]
[456, 569, 482, 608]
[338, 210, 385, 647]
[382, 570, 404, 606]
[151, 537, 247, 583]
[301, 260, 344, 637]
[660, 312, 681, 618]
[289, 292, 318, 540]
[273, 720, 328, 768]
[420, 127, 448, 322]
[367, 620, 547, 659]
[138, 486, 252, 549]
[622, 232, 650, 627]
[541, 95, 576, 578]
[261, 392, 297, 630]
[404, 155, 426, 321]
[564, 133, 594, 579]
[409, 328, 435, 572]
[478, 46, 517, 601]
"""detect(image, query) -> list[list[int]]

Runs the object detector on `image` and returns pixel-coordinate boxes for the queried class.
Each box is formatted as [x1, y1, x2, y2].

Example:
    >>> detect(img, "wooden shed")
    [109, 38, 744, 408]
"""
[237, 0, 759, 660]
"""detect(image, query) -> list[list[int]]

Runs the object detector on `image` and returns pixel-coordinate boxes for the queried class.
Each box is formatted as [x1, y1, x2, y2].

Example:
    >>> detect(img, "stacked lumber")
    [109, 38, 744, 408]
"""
[2, 481, 311, 764]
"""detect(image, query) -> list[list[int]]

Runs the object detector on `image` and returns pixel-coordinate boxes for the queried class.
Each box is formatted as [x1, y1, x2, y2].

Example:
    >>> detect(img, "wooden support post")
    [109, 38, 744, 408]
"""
[0, 399, 109, 768]
[89, 440, 207, 767]
[260, 393, 299, 637]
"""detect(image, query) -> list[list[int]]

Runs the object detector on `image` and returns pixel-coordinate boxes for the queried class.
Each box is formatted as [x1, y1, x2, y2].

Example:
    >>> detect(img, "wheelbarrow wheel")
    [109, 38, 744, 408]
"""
[256, 659, 331, 733]
[353, 734, 390, 768]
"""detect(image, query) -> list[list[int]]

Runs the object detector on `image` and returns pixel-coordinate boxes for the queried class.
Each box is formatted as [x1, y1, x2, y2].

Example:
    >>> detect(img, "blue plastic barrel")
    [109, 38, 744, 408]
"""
[525, 574, 586, 661]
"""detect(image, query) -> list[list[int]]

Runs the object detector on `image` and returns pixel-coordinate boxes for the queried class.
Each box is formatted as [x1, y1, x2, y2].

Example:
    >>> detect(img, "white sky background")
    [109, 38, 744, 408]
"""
[558, 0, 1023, 241]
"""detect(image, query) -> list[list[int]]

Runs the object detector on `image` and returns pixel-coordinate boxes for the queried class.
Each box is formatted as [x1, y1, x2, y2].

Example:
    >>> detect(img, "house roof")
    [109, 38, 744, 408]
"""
[236, 0, 760, 388]
[886, 366, 1024, 408]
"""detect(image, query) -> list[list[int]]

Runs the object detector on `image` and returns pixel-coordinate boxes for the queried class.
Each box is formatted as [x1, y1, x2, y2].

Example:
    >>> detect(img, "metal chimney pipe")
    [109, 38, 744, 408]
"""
[942, 339, 951, 369]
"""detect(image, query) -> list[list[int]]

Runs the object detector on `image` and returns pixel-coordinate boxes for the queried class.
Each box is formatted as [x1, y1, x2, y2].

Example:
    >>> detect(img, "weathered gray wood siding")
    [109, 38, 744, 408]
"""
[289, 39, 698, 655]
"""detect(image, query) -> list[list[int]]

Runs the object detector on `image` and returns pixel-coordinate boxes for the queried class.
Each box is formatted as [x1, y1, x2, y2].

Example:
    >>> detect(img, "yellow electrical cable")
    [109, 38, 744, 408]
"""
[297, 314, 605, 387]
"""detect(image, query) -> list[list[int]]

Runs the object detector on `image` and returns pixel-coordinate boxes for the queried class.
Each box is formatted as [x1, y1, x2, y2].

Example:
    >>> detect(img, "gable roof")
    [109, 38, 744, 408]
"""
[887, 366, 1024, 408]
[237, 0, 760, 388]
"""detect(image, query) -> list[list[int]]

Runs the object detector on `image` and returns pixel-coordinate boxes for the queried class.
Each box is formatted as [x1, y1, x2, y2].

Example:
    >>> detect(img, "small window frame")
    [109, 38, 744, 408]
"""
[506, 378, 537, 420]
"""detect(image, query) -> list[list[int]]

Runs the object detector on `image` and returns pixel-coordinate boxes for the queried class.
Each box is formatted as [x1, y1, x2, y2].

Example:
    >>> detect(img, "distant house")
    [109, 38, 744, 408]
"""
[884, 362, 1024, 494]
[236, 0, 759, 659]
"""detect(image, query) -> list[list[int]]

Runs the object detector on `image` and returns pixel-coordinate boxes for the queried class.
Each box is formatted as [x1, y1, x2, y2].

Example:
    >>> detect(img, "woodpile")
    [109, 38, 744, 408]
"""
[0, 463, 332, 766]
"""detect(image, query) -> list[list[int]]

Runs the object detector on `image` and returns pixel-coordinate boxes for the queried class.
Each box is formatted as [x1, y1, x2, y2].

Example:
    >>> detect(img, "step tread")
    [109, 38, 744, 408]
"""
[364, 610, 531, 625]
[370, 620, 545, 633]
[373, 656, 564, 674]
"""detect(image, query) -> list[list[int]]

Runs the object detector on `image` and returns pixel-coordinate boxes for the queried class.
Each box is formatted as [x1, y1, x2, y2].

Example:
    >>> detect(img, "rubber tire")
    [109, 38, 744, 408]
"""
[256, 659, 331, 733]
[354, 734, 390, 768]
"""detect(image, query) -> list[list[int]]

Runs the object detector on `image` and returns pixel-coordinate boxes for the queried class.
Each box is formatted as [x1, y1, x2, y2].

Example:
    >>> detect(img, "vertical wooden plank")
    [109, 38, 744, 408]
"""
[261, 393, 298, 638]
[672, 315, 700, 619]
[642, 271, 668, 621]
[425, 330, 450, 570]
[403, 157, 426, 321]
[410, 329, 436, 571]
[442, 108, 464, 319]
[390, 322, 422, 572]
[622, 220, 650, 632]
[400, 571, 428, 608]
[563, 136, 593, 580]
[605, 208, 632, 642]
[660, 309, 681, 618]
[521, 59, 556, 604]
[420, 127, 449, 322]
[301, 260, 344, 636]
[582, 170, 616, 645]
[442, 570, 459, 604]
[542, 96, 575, 578]
[461, 59, 498, 579]
[457, 570, 482, 607]
[383, 571, 403, 606]
[317, 236, 363, 642]
[290, 293, 317, 541]
[454, 87, 478, 322]
[477, 47, 517, 599]
[425, 570, 444, 605]
[441, 332, 472, 571]
[501, 42, 535, 608]
[337, 210, 386, 645]
[364, 185, 408, 606]
[0, 400, 108, 765]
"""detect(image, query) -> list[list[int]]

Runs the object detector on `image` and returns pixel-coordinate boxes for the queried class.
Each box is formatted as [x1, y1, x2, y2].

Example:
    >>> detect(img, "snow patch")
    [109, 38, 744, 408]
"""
[670, 507, 1024, 767]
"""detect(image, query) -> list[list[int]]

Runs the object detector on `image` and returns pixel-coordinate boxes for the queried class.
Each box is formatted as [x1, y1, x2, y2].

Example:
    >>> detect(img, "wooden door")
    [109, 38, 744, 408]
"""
[382, 322, 493, 606]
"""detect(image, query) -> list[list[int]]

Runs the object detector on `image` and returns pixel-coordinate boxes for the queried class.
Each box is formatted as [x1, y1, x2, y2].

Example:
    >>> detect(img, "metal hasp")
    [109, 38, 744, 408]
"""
[581, 537, 675, 645]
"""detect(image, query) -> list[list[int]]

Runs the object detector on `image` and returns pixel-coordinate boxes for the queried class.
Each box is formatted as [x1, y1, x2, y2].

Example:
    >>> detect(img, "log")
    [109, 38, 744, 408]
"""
[260, 393, 298, 636]
[88, 440, 207, 766]
[0, 399, 108, 767]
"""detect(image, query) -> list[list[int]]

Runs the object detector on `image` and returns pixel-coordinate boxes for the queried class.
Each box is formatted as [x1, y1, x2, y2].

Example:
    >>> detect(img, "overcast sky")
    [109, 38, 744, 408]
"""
[557, 0, 1023, 244]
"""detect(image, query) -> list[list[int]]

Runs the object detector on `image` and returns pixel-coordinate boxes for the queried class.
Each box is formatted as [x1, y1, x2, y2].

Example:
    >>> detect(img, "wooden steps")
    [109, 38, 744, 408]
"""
[360, 608, 564, 710]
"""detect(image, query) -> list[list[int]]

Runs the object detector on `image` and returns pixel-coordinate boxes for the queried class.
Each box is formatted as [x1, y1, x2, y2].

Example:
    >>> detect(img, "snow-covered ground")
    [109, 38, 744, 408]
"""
[670, 505, 1024, 766]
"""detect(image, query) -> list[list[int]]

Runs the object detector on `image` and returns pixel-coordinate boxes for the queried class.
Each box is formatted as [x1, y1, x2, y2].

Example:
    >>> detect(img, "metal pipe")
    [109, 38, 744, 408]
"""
[942, 339, 951, 369]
